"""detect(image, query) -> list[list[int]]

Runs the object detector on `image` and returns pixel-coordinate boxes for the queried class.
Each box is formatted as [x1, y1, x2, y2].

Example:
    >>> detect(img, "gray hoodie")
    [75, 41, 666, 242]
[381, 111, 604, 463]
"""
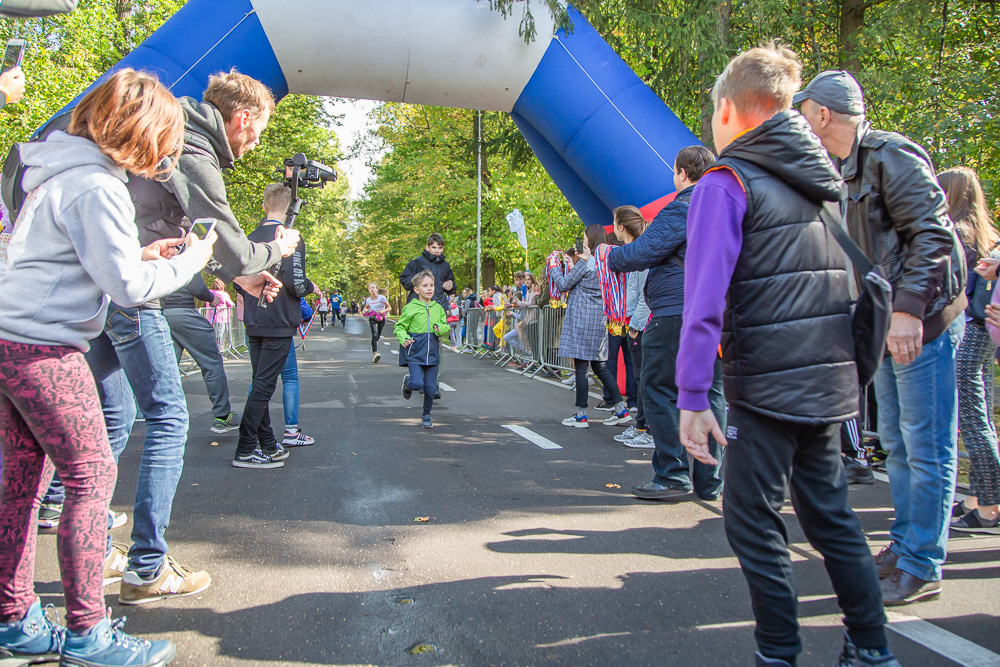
[0, 132, 205, 351]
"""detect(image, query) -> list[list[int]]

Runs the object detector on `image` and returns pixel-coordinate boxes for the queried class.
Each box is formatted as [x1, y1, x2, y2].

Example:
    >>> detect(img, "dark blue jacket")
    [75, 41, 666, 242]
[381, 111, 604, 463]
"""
[607, 186, 693, 318]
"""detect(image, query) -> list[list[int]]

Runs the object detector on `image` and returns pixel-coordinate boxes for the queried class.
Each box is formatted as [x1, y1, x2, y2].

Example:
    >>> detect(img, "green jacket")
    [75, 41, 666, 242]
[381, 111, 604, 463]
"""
[394, 298, 450, 366]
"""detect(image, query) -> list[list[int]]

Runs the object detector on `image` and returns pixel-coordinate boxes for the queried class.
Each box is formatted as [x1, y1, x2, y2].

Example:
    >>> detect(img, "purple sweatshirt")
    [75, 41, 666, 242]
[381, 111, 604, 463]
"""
[676, 168, 748, 412]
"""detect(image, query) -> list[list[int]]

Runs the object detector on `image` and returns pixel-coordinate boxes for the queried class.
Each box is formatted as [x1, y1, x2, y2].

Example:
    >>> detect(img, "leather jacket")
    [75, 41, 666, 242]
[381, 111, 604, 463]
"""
[840, 122, 966, 342]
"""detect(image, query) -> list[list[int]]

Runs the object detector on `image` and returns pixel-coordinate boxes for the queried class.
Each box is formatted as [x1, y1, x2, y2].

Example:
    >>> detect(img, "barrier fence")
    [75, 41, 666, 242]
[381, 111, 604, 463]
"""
[459, 306, 574, 378]
[178, 307, 247, 375]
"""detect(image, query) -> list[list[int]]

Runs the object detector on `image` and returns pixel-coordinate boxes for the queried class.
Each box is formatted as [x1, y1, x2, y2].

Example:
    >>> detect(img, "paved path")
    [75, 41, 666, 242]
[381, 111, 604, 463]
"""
[33, 317, 1000, 666]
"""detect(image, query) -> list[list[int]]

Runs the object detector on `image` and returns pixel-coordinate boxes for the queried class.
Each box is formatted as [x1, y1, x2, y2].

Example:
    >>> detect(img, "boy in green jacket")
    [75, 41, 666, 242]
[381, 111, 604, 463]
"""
[395, 270, 451, 428]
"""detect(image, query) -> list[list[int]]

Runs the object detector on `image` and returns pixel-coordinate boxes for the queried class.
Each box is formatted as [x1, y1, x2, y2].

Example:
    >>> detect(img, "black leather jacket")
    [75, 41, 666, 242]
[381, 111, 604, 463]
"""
[841, 122, 966, 342]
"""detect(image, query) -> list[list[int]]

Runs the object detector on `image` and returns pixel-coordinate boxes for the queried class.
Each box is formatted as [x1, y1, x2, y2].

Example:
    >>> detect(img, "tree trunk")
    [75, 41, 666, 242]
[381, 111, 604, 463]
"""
[699, 0, 731, 145]
[839, 0, 866, 73]
[483, 257, 496, 291]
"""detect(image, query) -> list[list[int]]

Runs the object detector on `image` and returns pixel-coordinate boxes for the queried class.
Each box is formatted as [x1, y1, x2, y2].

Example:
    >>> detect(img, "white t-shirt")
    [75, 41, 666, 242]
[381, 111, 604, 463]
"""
[365, 295, 389, 314]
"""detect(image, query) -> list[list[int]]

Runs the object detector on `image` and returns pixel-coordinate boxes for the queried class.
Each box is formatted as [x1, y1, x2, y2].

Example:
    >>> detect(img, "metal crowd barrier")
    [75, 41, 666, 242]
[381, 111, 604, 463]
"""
[198, 305, 247, 359]
[459, 305, 572, 378]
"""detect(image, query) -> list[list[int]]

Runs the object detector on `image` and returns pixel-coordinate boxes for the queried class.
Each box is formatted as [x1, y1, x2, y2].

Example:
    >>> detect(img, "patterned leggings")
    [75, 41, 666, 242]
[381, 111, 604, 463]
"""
[0, 340, 116, 632]
[957, 322, 1000, 505]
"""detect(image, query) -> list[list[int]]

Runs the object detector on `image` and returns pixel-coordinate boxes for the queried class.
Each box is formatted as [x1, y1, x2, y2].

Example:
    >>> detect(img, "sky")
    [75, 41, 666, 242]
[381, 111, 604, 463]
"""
[327, 98, 380, 200]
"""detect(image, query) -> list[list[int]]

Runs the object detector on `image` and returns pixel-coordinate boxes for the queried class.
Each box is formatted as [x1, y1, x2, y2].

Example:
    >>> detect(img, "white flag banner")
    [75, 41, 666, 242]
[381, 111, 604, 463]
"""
[506, 209, 528, 250]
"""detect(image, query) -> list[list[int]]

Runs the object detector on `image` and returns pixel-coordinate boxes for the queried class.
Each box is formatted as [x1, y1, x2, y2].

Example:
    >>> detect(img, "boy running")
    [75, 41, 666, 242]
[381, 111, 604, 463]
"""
[396, 270, 450, 429]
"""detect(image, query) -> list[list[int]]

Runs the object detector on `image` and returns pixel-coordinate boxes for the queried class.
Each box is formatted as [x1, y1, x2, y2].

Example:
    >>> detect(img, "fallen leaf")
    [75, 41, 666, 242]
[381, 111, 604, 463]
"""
[209, 441, 219, 447]
[407, 643, 438, 655]
[605, 483, 621, 489]
[413, 517, 435, 522]
[397, 598, 414, 604]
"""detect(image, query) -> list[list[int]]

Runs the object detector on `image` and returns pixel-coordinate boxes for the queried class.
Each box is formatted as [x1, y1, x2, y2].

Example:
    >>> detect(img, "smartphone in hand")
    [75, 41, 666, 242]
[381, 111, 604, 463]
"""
[2, 40, 25, 74]
[180, 218, 218, 251]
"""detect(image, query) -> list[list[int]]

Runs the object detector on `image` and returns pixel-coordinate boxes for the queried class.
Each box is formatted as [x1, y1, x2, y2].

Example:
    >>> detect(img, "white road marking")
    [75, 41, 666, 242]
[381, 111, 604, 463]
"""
[384, 341, 392, 346]
[502, 424, 562, 450]
[887, 612, 1000, 667]
[438, 382, 456, 392]
[391, 350, 399, 355]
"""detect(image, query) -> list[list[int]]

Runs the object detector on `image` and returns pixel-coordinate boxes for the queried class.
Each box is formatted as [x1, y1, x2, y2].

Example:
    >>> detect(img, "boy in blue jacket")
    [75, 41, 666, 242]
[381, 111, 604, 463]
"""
[395, 270, 451, 428]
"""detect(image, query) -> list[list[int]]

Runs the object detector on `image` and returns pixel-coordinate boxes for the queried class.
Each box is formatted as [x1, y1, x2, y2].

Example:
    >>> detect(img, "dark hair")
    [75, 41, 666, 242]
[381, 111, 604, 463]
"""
[427, 233, 444, 247]
[675, 146, 717, 182]
[584, 224, 607, 252]
[605, 232, 623, 247]
[411, 269, 435, 288]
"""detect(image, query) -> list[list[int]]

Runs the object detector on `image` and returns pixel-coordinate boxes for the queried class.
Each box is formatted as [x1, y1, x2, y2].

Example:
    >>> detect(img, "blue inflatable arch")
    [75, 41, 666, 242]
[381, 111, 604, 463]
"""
[51, 0, 700, 226]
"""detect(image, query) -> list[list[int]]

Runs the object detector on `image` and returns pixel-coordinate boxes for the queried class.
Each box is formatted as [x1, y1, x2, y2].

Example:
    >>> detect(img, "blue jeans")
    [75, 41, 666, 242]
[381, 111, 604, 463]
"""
[85, 306, 189, 578]
[281, 344, 299, 428]
[874, 316, 964, 582]
[406, 364, 439, 416]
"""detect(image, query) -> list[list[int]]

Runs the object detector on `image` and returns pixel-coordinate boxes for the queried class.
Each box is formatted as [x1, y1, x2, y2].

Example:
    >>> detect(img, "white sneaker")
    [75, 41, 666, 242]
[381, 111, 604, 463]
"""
[561, 376, 576, 386]
[283, 429, 315, 447]
[561, 414, 589, 428]
[614, 426, 638, 443]
[624, 432, 655, 449]
[373, 352, 381, 363]
[603, 405, 632, 426]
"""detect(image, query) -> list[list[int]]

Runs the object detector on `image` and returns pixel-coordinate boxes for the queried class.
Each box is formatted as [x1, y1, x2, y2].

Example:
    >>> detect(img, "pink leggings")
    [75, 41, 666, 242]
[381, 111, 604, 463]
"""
[0, 340, 116, 632]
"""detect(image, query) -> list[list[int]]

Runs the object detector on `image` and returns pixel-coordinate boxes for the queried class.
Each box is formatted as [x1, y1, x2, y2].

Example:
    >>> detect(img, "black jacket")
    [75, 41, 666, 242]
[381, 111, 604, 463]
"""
[398, 250, 456, 307]
[162, 274, 214, 310]
[716, 110, 858, 424]
[607, 187, 692, 318]
[239, 223, 315, 338]
[841, 122, 966, 342]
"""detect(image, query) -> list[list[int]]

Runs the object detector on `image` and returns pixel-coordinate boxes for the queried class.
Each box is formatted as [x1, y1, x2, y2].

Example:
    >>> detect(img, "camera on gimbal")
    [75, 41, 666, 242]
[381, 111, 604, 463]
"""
[280, 152, 336, 190]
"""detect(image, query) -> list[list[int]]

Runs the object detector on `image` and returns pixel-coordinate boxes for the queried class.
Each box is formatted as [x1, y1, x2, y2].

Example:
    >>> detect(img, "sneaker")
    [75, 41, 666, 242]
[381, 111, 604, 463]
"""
[373, 352, 381, 364]
[835, 631, 900, 666]
[104, 543, 130, 586]
[262, 444, 289, 461]
[118, 557, 211, 606]
[0, 599, 64, 663]
[561, 414, 589, 429]
[401, 375, 412, 400]
[37, 502, 62, 529]
[603, 406, 632, 426]
[624, 432, 655, 449]
[952, 499, 973, 520]
[880, 568, 941, 606]
[421, 416, 433, 429]
[632, 482, 691, 500]
[755, 654, 792, 667]
[594, 400, 615, 412]
[434, 392, 442, 400]
[614, 426, 639, 443]
[282, 429, 315, 447]
[844, 456, 875, 485]
[62, 615, 175, 667]
[232, 450, 284, 469]
[210, 412, 241, 434]
[560, 376, 576, 386]
[109, 510, 128, 529]
[950, 509, 1000, 534]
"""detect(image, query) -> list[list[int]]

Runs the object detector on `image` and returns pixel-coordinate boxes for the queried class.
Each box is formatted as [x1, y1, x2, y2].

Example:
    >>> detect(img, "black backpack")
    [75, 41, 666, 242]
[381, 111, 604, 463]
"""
[2, 112, 70, 223]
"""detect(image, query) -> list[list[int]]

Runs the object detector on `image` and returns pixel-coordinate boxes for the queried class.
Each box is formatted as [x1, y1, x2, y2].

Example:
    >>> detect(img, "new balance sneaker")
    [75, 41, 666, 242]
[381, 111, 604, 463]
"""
[0, 599, 64, 663]
[210, 412, 241, 434]
[951, 509, 1000, 534]
[561, 413, 589, 428]
[401, 375, 412, 400]
[118, 557, 211, 606]
[232, 450, 284, 469]
[282, 429, 315, 447]
[421, 416, 433, 429]
[262, 444, 289, 461]
[373, 352, 381, 363]
[614, 426, 639, 443]
[624, 432, 655, 449]
[62, 616, 175, 667]
[603, 405, 632, 426]
[104, 543, 130, 586]
[37, 502, 62, 529]
[594, 400, 615, 412]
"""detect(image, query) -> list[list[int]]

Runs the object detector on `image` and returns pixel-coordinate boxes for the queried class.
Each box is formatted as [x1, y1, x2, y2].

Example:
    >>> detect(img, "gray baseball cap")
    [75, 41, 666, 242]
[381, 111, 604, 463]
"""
[793, 70, 864, 115]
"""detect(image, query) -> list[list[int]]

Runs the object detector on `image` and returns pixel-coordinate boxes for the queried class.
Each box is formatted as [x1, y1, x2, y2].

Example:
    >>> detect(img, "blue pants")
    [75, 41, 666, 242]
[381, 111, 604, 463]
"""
[406, 364, 439, 416]
[281, 344, 299, 428]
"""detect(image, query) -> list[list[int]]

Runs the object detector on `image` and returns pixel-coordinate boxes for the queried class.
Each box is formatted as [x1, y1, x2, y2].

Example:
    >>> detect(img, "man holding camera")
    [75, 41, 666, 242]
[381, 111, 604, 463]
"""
[83, 69, 301, 606]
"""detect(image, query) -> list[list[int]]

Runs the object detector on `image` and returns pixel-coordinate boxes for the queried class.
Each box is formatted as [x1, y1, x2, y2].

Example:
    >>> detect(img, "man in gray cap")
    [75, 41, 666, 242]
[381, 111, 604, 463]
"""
[798, 70, 967, 607]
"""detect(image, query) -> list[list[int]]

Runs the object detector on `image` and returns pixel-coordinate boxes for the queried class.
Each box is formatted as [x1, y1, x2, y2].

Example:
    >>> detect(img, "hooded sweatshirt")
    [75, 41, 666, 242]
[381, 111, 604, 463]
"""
[0, 132, 205, 351]
[398, 249, 457, 308]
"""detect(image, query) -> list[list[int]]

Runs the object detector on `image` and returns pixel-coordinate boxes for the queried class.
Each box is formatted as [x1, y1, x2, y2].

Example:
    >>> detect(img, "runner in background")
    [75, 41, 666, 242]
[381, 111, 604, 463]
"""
[362, 282, 391, 363]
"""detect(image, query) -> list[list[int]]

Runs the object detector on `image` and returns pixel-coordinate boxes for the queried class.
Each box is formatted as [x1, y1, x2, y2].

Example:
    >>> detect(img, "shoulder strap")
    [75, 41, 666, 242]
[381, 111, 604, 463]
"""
[819, 201, 874, 275]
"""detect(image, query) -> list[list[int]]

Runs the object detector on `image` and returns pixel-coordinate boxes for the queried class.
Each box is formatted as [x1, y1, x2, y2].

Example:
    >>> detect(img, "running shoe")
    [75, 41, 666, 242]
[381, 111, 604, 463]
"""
[282, 429, 315, 447]
[421, 416, 433, 429]
[65, 615, 177, 667]
[594, 400, 615, 412]
[262, 444, 289, 461]
[110, 510, 128, 529]
[119, 557, 211, 606]
[624, 432, 655, 449]
[37, 501, 62, 529]
[951, 509, 1000, 534]
[104, 543, 130, 586]
[401, 375, 412, 400]
[844, 456, 875, 485]
[603, 406, 632, 426]
[561, 414, 589, 429]
[210, 412, 241, 434]
[232, 450, 284, 469]
[0, 599, 64, 663]
[614, 426, 639, 443]
[373, 352, 381, 363]
[560, 376, 575, 386]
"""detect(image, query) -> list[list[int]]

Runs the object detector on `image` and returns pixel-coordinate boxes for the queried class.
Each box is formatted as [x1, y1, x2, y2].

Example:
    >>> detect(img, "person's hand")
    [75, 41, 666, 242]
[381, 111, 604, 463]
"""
[887, 311, 923, 365]
[209, 295, 222, 308]
[180, 231, 218, 269]
[975, 257, 1000, 281]
[273, 227, 302, 258]
[141, 237, 185, 261]
[443, 280, 454, 291]
[679, 409, 726, 466]
[433, 324, 440, 334]
[0, 67, 26, 105]
[402, 338, 414, 348]
[234, 271, 283, 302]
[987, 303, 1000, 330]
[313, 286, 323, 298]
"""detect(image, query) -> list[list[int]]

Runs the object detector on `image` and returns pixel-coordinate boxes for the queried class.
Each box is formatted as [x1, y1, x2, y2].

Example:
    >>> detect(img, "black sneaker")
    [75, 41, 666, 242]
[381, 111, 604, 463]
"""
[632, 482, 692, 500]
[835, 631, 900, 666]
[232, 450, 284, 469]
[844, 456, 875, 485]
[262, 444, 290, 461]
[211, 412, 241, 434]
[402, 375, 412, 400]
[594, 400, 615, 412]
[433, 392, 441, 400]
[37, 502, 62, 529]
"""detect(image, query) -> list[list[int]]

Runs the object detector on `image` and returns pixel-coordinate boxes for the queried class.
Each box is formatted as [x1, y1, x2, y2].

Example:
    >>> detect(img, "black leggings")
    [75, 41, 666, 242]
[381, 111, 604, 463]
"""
[370, 317, 385, 353]
[319, 312, 328, 327]
[575, 358, 622, 410]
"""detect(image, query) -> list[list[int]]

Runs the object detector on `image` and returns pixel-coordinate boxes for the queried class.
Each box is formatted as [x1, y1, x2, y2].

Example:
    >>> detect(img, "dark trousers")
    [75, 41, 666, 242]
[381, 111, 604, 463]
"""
[237, 336, 292, 456]
[164, 307, 232, 420]
[406, 363, 439, 416]
[629, 331, 647, 430]
[575, 358, 621, 410]
[723, 405, 887, 661]
[370, 317, 386, 354]
[603, 332, 637, 407]
[319, 312, 328, 327]
[642, 315, 724, 497]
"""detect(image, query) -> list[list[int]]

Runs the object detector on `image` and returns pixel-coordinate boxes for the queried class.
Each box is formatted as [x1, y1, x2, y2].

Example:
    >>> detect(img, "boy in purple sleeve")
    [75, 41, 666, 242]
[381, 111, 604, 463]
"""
[676, 45, 895, 666]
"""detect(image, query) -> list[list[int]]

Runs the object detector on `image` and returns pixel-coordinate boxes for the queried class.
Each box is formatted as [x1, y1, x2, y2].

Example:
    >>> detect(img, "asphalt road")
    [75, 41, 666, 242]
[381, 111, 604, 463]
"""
[32, 316, 1000, 666]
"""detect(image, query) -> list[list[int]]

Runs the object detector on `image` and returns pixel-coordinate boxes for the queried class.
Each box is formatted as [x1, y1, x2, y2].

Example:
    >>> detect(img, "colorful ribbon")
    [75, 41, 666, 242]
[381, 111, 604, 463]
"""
[594, 244, 628, 336]
[546, 250, 571, 304]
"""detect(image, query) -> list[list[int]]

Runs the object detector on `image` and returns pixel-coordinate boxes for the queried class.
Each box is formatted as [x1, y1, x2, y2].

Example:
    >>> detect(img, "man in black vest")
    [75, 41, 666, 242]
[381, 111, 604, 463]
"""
[676, 46, 895, 666]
